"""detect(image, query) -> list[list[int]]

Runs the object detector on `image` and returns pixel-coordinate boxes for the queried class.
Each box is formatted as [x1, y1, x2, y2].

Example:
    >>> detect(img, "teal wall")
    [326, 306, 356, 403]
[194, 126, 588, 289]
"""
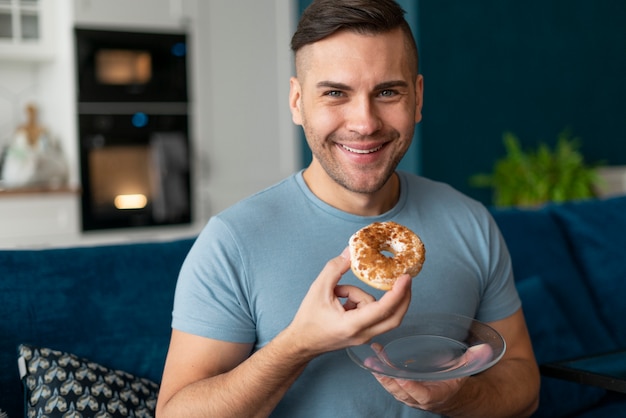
[418, 0, 626, 204]
[296, 0, 626, 205]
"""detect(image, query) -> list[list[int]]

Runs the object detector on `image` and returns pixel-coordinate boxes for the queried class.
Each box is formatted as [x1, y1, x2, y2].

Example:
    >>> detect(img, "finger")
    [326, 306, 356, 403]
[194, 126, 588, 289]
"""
[389, 273, 412, 294]
[372, 373, 418, 407]
[354, 274, 412, 336]
[462, 344, 494, 365]
[335, 284, 376, 307]
[380, 273, 411, 302]
[376, 274, 412, 313]
[397, 377, 465, 410]
[314, 247, 352, 290]
[340, 293, 375, 311]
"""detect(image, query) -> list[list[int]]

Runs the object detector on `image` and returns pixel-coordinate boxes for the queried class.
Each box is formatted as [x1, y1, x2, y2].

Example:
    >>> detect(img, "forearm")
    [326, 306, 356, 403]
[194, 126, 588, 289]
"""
[436, 358, 540, 418]
[158, 331, 310, 418]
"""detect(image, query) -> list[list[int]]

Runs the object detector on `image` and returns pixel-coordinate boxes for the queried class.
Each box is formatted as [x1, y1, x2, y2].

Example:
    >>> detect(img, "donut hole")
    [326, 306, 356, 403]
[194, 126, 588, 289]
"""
[380, 241, 405, 259]
[381, 249, 395, 258]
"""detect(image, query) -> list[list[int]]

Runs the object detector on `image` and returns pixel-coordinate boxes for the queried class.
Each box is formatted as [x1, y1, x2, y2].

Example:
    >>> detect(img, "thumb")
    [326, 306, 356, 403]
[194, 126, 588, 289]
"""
[339, 246, 351, 261]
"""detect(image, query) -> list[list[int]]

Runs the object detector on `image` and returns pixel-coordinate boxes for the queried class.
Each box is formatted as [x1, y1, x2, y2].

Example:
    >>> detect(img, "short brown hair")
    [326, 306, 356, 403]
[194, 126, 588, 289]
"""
[291, 0, 419, 74]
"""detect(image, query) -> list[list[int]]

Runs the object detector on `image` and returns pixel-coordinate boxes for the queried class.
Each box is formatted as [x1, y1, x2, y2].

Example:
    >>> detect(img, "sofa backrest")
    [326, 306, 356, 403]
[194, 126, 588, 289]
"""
[550, 196, 626, 347]
[491, 196, 626, 417]
[491, 204, 617, 353]
[0, 237, 195, 418]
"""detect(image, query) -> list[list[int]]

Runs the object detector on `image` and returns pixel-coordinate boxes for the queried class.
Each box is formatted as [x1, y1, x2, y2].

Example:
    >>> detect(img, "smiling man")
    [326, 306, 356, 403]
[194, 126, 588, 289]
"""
[290, 26, 421, 215]
[156, 1, 540, 417]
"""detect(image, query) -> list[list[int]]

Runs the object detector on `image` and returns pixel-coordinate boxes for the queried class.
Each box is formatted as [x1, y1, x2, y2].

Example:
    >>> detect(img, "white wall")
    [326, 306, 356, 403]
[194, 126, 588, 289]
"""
[0, 0, 300, 247]
[194, 0, 300, 217]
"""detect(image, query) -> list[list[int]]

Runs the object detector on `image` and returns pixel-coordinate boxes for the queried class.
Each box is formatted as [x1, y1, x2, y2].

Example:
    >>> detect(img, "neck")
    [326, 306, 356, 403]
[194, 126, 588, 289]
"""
[302, 163, 400, 217]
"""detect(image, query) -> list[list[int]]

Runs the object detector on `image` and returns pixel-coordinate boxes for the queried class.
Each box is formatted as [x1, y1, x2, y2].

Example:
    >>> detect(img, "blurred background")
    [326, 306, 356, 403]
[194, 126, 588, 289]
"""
[0, 0, 624, 247]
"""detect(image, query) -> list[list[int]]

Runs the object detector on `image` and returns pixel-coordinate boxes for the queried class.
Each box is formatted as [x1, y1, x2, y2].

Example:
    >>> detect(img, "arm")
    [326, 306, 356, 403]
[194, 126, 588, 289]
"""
[156, 248, 414, 417]
[372, 309, 540, 417]
[155, 330, 306, 418]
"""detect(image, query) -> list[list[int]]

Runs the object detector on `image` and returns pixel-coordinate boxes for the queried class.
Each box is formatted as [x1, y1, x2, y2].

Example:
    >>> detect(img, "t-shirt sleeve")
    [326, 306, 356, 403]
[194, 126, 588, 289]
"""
[476, 211, 522, 323]
[171, 216, 257, 343]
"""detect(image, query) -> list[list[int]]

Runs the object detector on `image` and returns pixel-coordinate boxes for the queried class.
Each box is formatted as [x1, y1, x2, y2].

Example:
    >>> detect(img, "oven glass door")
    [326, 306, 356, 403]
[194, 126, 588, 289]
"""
[79, 113, 191, 231]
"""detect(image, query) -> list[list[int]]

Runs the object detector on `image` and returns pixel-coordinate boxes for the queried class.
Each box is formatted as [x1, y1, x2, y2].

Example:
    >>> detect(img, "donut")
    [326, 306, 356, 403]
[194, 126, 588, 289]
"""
[348, 221, 425, 291]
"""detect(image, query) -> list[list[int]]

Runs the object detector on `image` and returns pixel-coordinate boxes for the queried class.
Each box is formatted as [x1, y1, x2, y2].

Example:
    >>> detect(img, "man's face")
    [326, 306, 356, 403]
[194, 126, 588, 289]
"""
[290, 28, 423, 196]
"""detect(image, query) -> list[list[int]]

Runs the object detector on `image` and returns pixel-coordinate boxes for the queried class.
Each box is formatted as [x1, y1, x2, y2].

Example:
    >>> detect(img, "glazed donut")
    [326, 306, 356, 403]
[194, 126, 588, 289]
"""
[349, 221, 425, 291]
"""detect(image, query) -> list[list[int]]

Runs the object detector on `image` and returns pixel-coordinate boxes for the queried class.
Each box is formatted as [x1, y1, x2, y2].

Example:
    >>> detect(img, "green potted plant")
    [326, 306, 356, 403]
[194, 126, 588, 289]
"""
[470, 130, 602, 208]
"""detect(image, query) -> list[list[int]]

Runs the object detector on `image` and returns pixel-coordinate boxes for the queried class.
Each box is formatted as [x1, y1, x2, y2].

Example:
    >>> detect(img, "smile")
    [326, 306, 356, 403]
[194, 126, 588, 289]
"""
[340, 144, 384, 154]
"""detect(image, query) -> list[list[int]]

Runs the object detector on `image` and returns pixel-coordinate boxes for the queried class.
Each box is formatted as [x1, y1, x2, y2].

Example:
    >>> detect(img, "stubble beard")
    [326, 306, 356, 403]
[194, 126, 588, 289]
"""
[307, 129, 406, 195]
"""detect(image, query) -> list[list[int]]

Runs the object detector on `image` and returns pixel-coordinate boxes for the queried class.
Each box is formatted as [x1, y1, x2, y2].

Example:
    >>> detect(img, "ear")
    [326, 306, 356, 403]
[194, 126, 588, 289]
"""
[289, 77, 303, 126]
[414, 74, 424, 124]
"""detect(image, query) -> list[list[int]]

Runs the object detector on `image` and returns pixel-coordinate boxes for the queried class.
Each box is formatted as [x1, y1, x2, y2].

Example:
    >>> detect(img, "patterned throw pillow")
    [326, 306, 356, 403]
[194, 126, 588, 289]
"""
[18, 344, 159, 418]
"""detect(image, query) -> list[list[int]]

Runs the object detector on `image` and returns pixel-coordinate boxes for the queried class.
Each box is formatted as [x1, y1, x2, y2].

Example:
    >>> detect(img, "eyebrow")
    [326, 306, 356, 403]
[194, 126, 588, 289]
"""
[315, 80, 409, 91]
[316, 81, 352, 91]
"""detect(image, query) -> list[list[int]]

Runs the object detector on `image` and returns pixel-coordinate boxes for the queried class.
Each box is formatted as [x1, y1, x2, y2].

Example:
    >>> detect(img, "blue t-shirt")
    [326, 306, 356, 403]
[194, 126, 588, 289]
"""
[172, 170, 520, 417]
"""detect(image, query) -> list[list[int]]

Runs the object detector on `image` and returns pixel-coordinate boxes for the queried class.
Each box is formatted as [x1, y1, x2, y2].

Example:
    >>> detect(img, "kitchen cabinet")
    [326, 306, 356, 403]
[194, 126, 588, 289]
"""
[0, 0, 55, 60]
[0, 188, 80, 248]
[73, 0, 195, 30]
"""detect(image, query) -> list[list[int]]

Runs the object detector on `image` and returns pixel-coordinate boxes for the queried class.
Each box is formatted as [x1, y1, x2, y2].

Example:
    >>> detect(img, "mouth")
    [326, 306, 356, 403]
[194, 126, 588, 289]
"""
[339, 143, 384, 154]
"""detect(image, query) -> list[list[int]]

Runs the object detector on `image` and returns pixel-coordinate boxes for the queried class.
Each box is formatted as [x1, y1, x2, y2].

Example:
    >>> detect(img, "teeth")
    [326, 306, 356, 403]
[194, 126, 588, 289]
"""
[341, 144, 383, 154]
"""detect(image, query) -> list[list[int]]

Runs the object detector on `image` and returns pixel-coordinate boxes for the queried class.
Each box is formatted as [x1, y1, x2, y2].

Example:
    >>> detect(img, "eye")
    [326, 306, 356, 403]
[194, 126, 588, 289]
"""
[379, 89, 397, 98]
[324, 90, 344, 98]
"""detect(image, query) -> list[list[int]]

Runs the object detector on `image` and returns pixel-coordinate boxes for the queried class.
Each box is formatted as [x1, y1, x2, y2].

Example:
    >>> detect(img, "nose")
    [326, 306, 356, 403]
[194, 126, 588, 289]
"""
[345, 96, 382, 136]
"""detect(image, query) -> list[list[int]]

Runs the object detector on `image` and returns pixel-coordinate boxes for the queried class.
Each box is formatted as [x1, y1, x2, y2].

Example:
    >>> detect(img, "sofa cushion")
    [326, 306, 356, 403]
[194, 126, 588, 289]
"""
[0, 237, 195, 418]
[18, 344, 158, 417]
[517, 276, 606, 417]
[491, 206, 616, 352]
[551, 196, 626, 347]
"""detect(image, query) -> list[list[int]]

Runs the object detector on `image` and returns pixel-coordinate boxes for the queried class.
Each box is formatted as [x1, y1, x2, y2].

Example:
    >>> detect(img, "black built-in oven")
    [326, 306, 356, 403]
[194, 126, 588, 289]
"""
[75, 28, 188, 103]
[75, 28, 192, 231]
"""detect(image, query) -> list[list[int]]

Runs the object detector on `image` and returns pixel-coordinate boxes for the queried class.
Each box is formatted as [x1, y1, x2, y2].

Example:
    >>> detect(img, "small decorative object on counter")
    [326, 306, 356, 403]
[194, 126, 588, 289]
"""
[0, 103, 68, 189]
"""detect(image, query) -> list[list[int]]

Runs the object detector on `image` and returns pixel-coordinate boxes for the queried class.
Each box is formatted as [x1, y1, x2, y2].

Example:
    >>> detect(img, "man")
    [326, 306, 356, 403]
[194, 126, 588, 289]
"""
[156, 0, 540, 416]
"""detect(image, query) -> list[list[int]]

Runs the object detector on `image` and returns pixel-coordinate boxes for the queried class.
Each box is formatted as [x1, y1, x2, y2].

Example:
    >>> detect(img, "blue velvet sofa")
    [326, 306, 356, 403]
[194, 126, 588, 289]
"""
[491, 195, 626, 417]
[1, 196, 625, 417]
[0, 237, 195, 417]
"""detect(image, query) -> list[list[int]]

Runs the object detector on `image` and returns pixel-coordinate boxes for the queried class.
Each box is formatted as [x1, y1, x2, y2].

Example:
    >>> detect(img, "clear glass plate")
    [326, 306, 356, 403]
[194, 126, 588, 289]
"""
[346, 312, 506, 380]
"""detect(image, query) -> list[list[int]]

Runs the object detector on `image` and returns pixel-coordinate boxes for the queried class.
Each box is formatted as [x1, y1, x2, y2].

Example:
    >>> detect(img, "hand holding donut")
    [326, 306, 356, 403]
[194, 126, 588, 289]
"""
[285, 222, 424, 358]
[285, 247, 413, 358]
